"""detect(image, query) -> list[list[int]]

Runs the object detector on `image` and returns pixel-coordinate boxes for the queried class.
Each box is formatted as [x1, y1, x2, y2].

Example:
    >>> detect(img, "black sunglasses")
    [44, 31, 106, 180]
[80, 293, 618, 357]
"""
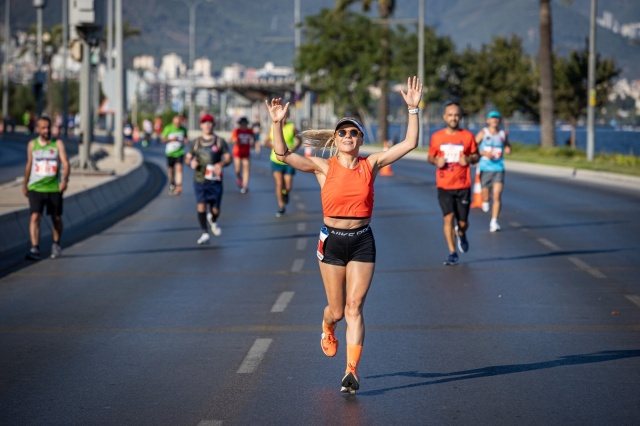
[337, 129, 361, 137]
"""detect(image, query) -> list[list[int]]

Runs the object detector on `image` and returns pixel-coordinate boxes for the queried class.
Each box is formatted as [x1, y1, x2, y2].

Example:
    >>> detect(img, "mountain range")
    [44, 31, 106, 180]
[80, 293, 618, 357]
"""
[5, 0, 640, 79]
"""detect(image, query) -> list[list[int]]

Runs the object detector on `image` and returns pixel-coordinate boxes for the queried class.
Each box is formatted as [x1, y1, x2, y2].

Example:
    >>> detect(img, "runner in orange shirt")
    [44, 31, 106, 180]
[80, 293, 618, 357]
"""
[428, 101, 479, 265]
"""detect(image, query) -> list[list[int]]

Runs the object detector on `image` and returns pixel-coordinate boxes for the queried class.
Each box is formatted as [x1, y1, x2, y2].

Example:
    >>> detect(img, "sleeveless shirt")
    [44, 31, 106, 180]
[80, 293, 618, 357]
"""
[321, 156, 374, 217]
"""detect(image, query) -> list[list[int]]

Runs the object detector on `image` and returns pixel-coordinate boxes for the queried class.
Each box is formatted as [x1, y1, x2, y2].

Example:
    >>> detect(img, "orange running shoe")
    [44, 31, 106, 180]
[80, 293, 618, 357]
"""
[320, 323, 338, 357]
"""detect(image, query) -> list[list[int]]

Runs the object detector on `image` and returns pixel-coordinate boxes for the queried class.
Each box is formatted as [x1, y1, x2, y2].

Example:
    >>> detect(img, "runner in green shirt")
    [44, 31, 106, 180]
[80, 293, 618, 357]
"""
[161, 114, 188, 195]
[22, 116, 70, 260]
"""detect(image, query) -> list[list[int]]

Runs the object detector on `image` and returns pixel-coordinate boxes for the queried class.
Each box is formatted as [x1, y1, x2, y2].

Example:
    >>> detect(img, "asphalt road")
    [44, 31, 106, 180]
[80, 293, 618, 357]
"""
[1, 145, 639, 425]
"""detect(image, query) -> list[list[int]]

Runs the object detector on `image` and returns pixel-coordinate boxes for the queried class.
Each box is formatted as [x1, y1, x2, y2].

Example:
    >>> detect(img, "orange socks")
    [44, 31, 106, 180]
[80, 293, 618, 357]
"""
[323, 321, 336, 335]
[346, 344, 363, 375]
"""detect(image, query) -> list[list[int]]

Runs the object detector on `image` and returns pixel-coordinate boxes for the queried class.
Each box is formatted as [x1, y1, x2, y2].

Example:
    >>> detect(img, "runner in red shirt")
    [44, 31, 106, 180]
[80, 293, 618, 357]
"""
[428, 101, 479, 265]
[230, 117, 254, 193]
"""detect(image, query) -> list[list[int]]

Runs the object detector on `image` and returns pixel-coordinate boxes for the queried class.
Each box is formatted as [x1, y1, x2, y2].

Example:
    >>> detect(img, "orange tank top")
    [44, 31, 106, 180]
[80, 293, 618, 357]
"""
[321, 156, 374, 218]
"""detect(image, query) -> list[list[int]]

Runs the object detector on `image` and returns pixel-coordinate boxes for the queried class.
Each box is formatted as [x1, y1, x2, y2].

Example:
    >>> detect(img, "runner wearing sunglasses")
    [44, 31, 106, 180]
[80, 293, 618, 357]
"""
[265, 76, 423, 394]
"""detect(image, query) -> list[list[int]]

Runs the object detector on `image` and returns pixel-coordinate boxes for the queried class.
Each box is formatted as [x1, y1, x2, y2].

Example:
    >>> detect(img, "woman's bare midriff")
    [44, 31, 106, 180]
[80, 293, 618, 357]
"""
[323, 216, 371, 230]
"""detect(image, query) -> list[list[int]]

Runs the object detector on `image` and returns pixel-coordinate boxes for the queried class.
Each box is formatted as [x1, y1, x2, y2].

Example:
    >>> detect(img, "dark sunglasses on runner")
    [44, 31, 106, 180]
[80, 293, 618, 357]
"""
[337, 129, 361, 137]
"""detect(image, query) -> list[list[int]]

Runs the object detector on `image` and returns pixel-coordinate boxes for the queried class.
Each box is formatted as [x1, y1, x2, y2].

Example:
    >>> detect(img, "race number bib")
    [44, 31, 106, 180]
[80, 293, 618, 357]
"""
[491, 147, 503, 160]
[165, 141, 183, 154]
[34, 159, 58, 177]
[204, 164, 221, 181]
[441, 144, 463, 163]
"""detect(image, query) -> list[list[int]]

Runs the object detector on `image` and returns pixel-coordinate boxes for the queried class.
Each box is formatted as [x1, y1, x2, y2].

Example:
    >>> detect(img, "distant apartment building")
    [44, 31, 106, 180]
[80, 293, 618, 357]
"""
[194, 58, 211, 78]
[222, 63, 244, 81]
[133, 55, 156, 71]
[160, 53, 186, 79]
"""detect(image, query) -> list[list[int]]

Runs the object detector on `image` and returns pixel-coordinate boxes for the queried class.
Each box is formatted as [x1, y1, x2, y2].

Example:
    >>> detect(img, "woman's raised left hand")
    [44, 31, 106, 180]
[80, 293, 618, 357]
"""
[399, 76, 423, 109]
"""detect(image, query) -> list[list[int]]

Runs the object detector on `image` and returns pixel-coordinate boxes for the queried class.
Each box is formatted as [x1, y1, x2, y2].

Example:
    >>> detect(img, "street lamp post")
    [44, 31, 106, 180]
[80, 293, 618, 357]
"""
[175, 0, 213, 132]
[33, 0, 46, 117]
[586, 0, 597, 162]
[2, 0, 10, 126]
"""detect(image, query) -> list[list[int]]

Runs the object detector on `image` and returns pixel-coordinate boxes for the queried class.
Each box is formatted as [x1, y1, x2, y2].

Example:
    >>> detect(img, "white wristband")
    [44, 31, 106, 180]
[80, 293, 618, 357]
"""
[408, 108, 419, 115]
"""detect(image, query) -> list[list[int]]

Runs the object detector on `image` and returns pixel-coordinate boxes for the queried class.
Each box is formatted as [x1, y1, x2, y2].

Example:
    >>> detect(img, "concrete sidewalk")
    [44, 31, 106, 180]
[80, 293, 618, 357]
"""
[0, 143, 155, 265]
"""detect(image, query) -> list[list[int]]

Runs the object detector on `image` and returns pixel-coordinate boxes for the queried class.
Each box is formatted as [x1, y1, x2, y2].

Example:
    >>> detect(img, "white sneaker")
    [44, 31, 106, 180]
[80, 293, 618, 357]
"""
[51, 243, 62, 259]
[207, 213, 221, 236]
[197, 232, 210, 245]
[482, 202, 490, 213]
[490, 220, 501, 232]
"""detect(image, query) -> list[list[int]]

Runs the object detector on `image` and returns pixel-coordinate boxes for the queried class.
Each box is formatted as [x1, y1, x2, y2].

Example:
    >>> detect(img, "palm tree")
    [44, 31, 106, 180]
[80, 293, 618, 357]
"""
[539, 0, 555, 147]
[335, 0, 395, 144]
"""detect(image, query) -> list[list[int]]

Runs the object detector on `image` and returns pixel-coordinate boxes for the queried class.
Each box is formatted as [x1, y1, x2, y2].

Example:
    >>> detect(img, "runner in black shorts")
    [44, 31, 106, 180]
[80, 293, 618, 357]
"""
[319, 224, 376, 266]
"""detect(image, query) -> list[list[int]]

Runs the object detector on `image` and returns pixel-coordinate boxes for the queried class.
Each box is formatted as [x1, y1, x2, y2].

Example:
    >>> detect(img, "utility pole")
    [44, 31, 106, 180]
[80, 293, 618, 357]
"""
[33, 0, 46, 118]
[418, 0, 425, 148]
[294, 0, 302, 129]
[114, 0, 124, 160]
[62, 0, 68, 136]
[586, 0, 597, 162]
[2, 0, 10, 127]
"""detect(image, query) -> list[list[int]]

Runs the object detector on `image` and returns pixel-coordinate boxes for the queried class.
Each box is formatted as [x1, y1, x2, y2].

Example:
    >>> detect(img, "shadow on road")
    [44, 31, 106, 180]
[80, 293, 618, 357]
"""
[361, 349, 640, 396]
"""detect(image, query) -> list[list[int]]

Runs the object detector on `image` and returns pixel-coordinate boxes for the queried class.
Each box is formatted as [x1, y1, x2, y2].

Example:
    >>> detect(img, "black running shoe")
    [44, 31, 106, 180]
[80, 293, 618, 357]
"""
[26, 247, 41, 260]
[276, 207, 285, 218]
[443, 252, 459, 266]
[340, 372, 360, 395]
[455, 225, 469, 253]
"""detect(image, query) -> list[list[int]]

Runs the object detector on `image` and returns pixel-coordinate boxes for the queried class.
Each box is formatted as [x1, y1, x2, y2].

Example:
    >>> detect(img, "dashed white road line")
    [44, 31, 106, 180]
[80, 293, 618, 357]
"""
[198, 421, 223, 426]
[237, 338, 272, 374]
[625, 295, 640, 309]
[296, 202, 305, 210]
[291, 259, 304, 272]
[567, 256, 607, 279]
[538, 237, 561, 251]
[271, 291, 295, 313]
[297, 223, 306, 232]
[537, 238, 606, 278]
[296, 238, 307, 251]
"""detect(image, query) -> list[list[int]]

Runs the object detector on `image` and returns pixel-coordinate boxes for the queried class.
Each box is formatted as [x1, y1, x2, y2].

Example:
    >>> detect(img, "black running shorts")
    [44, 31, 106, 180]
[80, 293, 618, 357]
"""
[28, 191, 63, 216]
[318, 224, 376, 266]
[437, 188, 471, 222]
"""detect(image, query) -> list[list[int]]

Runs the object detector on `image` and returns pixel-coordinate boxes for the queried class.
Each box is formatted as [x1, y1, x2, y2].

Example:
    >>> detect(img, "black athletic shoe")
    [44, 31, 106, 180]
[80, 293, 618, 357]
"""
[276, 207, 285, 218]
[455, 225, 469, 253]
[443, 252, 459, 266]
[340, 372, 360, 395]
[26, 247, 41, 260]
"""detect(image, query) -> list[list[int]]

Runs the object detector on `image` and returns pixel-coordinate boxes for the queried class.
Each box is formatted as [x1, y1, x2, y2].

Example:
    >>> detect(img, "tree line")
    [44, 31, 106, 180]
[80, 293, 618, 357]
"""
[295, 6, 620, 147]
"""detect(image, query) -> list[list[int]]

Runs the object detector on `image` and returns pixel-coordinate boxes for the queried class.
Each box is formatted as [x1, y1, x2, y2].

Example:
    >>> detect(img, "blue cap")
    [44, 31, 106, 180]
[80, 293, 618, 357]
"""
[487, 110, 502, 119]
[334, 117, 365, 135]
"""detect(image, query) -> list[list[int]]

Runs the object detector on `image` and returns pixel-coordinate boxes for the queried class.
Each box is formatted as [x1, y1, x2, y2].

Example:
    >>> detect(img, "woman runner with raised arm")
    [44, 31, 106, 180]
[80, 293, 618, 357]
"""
[265, 76, 423, 394]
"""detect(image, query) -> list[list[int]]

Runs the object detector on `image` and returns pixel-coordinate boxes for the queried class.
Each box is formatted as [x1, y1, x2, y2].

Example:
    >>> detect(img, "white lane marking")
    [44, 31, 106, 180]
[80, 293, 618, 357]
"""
[271, 291, 295, 313]
[625, 295, 640, 309]
[296, 202, 305, 210]
[510, 221, 521, 228]
[237, 338, 272, 374]
[296, 238, 307, 251]
[567, 256, 607, 279]
[538, 238, 561, 251]
[297, 223, 306, 232]
[198, 421, 223, 426]
[292, 259, 304, 272]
